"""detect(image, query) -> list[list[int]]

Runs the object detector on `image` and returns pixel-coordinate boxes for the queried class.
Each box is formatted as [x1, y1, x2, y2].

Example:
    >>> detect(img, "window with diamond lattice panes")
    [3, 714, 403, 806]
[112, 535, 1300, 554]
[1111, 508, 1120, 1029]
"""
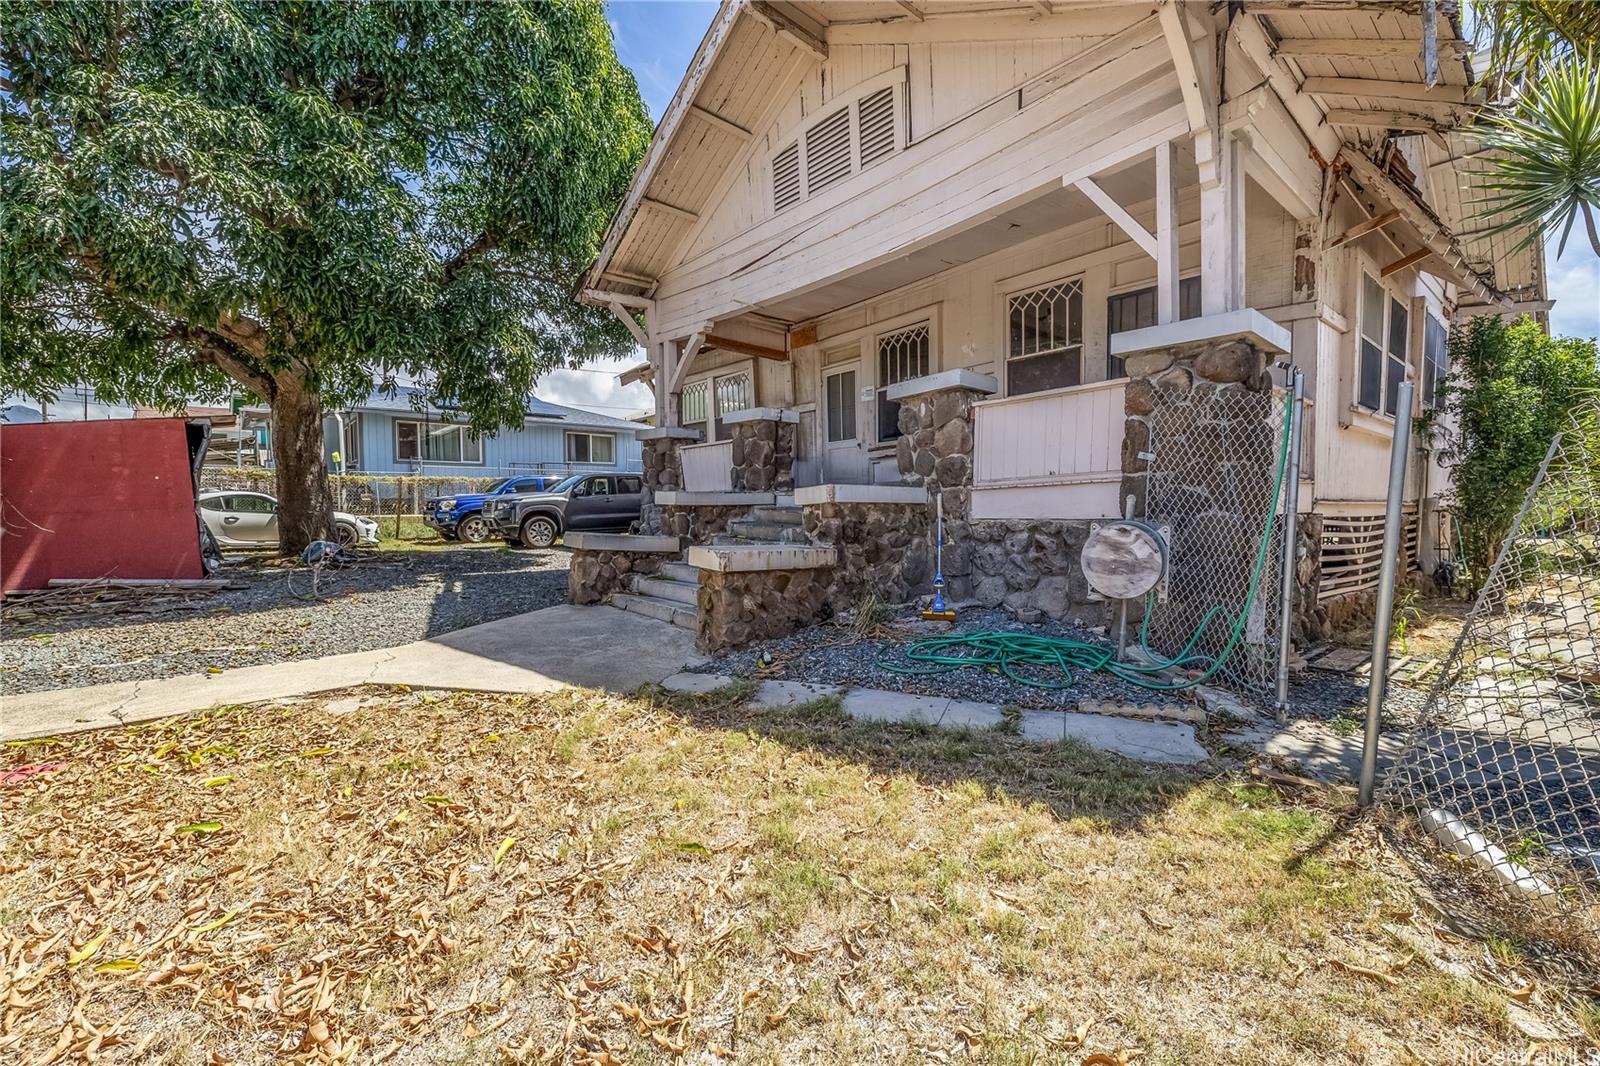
[876, 324, 929, 442]
[1008, 280, 1082, 395]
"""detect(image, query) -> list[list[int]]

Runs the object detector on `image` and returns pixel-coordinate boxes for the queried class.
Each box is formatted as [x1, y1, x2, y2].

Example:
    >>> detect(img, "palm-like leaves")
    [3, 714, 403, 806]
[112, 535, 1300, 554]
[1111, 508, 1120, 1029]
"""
[1471, 50, 1600, 257]
[1469, 0, 1600, 95]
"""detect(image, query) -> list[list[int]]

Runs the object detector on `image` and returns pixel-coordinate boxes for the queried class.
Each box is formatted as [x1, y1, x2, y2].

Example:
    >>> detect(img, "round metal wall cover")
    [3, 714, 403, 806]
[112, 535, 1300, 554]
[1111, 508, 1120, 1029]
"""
[1080, 521, 1167, 600]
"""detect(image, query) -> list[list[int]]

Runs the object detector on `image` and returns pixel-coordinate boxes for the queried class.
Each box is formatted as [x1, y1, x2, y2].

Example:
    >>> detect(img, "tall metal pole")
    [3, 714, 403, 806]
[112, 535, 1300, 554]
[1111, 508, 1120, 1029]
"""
[1359, 381, 1414, 807]
[1275, 367, 1305, 721]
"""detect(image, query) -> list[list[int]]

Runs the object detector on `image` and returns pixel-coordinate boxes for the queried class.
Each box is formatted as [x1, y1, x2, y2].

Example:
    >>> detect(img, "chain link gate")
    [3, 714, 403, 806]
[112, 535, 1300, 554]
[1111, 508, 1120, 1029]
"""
[1140, 383, 1290, 701]
[1380, 402, 1599, 923]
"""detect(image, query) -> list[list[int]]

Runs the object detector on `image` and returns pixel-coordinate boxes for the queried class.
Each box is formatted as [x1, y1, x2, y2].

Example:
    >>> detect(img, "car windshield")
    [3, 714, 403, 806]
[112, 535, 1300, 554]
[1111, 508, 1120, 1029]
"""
[485, 478, 517, 494]
[548, 475, 584, 494]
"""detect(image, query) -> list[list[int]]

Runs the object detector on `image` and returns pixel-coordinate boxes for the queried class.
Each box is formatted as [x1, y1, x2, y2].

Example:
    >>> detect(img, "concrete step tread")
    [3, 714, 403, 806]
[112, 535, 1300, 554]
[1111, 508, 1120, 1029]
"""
[749, 506, 804, 525]
[658, 562, 700, 584]
[632, 574, 698, 606]
[610, 592, 696, 630]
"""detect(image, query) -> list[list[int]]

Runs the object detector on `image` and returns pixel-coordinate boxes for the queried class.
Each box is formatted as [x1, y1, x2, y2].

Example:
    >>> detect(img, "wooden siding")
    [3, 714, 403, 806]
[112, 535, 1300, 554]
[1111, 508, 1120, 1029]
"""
[349, 413, 643, 478]
[651, 17, 1183, 338]
[680, 441, 734, 492]
[973, 381, 1124, 488]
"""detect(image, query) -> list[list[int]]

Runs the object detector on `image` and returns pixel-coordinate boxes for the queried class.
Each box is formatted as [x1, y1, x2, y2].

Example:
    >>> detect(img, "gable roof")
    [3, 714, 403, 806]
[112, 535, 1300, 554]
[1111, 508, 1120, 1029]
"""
[351, 386, 643, 433]
[589, 0, 1540, 312]
[240, 386, 642, 434]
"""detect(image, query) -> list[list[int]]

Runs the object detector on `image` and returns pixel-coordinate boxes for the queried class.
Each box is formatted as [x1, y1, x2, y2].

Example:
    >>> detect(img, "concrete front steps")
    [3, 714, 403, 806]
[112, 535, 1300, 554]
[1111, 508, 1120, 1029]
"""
[714, 505, 808, 545]
[610, 560, 699, 630]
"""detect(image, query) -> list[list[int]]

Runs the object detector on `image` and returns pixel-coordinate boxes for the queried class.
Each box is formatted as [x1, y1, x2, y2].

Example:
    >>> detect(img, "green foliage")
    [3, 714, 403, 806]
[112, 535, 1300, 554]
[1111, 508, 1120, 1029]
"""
[1469, 49, 1600, 257]
[1434, 316, 1600, 586]
[1, 0, 650, 431]
[1468, 0, 1600, 93]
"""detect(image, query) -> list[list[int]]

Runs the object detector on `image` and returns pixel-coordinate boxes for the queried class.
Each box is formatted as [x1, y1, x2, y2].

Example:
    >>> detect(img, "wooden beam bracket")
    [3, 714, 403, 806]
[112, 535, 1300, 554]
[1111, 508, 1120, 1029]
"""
[1073, 177, 1158, 259]
[1328, 208, 1402, 249]
[705, 333, 790, 362]
[747, 2, 827, 61]
[1380, 247, 1434, 278]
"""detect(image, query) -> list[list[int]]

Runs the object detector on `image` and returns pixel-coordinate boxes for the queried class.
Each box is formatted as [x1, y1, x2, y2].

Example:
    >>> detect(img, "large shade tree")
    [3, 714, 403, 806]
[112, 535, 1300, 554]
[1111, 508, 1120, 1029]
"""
[2, 0, 652, 552]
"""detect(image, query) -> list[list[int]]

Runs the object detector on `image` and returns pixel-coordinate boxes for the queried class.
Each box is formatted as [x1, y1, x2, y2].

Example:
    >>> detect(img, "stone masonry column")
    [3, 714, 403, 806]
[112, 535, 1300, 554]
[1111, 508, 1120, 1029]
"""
[1116, 318, 1295, 646]
[723, 408, 798, 494]
[636, 427, 700, 535]
[889, 369, 999, 601]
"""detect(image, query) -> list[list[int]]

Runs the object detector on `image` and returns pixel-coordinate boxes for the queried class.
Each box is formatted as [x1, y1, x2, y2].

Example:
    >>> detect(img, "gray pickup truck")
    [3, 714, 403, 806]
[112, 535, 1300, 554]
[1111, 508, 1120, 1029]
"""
[484, 472, 645, 547]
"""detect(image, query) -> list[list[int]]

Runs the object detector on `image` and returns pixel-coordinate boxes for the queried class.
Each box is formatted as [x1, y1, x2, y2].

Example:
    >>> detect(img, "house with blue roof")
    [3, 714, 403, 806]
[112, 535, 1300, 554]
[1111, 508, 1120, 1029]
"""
[244, 386, 645, 478]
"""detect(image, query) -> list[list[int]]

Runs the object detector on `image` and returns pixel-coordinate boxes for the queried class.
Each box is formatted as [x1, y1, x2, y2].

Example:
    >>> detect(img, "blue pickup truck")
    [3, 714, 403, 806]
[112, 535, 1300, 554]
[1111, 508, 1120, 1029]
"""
[423, 475, 562, 542]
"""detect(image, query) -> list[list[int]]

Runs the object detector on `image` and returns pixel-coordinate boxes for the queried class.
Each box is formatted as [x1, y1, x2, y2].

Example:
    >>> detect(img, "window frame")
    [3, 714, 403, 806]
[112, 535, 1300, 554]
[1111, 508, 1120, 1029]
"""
[565, 431, 617, 466]
[1354, 270, 1413, 419]
[874, 321, 931, 444]
[394, 418, 483, 466]
[1003, 276, 1085, 398]
[1421, 311, 1448, 412]
[1104, 276, 1203, 380]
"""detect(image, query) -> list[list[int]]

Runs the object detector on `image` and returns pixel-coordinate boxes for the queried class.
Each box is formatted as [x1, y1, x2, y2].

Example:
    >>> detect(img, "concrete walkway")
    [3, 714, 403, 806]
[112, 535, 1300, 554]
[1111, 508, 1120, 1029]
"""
[2, 605, 703, 742]
[659, 672, 1211, 765]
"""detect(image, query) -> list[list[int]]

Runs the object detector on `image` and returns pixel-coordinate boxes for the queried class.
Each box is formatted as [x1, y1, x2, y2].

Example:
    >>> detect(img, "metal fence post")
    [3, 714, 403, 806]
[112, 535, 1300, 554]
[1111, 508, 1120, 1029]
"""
[1359, 381, 1414, 807]
[1275, 367, 1305, 721]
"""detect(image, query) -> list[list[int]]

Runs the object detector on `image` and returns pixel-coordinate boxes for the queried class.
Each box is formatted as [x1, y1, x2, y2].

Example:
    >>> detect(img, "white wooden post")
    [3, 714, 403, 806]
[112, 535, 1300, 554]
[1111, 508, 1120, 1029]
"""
[1154, 140, 1179, 324]
[1199, 130, 1245, 315]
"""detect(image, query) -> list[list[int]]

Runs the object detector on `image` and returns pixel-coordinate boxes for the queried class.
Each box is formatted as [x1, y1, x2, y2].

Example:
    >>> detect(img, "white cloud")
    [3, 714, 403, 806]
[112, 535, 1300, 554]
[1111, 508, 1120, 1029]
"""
[535, 350, 654, 420]
[1547, 243, 1599, 341]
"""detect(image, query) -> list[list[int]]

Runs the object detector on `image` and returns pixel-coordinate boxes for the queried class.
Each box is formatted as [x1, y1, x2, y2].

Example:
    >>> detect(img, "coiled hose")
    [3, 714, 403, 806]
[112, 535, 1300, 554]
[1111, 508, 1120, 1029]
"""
[879, 391, 1293, 692]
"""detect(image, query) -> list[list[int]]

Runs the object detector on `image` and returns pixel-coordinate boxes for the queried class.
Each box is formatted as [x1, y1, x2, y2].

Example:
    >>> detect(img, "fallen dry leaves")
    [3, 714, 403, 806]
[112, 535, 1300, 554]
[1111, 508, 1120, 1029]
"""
[0, 685, 1589, 1064]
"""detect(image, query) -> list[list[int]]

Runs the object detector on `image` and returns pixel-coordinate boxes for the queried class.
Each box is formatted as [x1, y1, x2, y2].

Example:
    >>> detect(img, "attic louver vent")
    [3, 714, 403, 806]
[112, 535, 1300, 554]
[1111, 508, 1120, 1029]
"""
[804, 108, 853, 195]
[772, 141, 801, 212]
[857, 87, 896, 168]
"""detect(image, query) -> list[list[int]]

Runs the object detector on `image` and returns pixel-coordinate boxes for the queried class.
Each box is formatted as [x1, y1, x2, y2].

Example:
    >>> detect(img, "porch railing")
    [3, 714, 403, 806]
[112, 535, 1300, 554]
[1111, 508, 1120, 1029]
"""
[973, 379, 1125, 488]
[680, 440, 734, 492]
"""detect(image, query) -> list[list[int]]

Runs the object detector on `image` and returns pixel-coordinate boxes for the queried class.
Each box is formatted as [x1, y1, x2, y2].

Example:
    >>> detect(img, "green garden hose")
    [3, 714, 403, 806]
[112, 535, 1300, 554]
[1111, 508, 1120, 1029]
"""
[880, 392, 1294, 693]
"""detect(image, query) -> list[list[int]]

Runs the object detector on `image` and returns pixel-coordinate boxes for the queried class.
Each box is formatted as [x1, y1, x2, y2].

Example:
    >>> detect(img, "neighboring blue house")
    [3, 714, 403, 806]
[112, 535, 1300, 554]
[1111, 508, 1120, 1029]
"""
[245, 386, 645, 478]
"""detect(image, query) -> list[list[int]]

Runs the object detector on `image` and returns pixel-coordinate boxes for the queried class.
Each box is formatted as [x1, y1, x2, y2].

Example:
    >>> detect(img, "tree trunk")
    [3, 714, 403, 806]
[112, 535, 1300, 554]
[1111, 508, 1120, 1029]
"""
[269, 378, 336, 556]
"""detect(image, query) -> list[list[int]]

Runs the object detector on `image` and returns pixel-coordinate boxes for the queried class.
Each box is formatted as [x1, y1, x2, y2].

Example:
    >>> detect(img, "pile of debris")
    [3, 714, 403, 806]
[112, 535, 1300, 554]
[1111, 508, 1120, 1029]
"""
[1, 578, 243, 623]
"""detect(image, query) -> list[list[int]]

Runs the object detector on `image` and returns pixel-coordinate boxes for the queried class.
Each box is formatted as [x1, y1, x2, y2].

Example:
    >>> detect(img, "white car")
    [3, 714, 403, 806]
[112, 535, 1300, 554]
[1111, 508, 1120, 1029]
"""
[198, 490, 380, 549]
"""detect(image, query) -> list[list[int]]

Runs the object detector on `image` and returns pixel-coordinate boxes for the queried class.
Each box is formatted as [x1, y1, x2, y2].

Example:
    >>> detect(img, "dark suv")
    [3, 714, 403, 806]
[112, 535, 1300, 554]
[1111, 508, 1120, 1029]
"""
[485, 473, 645, 548]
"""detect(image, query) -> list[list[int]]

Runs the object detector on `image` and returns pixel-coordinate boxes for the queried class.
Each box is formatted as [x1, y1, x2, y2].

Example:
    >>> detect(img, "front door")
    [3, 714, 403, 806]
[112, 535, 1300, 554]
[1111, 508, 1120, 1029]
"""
[822, 362, 869, 484]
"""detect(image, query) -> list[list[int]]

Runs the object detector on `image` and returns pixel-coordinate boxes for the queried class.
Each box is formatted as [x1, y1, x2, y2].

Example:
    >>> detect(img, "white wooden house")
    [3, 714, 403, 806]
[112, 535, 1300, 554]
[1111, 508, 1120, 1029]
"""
[582, 0, 1545, 623]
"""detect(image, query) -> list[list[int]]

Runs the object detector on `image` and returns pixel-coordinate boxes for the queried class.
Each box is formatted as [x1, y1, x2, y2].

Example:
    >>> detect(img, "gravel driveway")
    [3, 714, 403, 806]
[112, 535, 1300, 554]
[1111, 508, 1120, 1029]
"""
[1, 547, 570, 695]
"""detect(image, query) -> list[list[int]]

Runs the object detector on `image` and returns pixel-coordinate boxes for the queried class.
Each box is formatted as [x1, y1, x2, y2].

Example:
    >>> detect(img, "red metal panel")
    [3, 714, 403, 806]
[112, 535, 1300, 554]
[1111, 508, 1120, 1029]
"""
[1, 418, 204, 592]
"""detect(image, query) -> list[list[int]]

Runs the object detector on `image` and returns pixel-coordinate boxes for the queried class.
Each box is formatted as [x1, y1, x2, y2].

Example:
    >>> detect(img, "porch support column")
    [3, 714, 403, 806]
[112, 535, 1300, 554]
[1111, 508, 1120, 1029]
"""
[1154, 140, 1180, 324]
[1199, 130, 1245, 315]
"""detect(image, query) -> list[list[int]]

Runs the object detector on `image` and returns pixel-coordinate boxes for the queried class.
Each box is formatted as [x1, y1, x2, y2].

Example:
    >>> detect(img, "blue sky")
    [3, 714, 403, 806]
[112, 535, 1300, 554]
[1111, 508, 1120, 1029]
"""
[538, 1, 1598, 414]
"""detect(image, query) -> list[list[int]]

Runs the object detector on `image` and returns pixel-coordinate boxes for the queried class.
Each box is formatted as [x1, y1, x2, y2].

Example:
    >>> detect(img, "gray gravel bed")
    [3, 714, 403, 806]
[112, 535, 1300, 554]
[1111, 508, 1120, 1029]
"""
[691, 604, 1426, 721]
[1, 547, 570, 695]
[691, 606, 1196, 712]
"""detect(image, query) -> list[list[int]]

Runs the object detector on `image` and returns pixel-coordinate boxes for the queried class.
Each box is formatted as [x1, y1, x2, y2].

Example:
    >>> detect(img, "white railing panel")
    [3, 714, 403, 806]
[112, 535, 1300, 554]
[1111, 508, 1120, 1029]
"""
[973, 380, 1126, 487]
[680, 440, 733, 492]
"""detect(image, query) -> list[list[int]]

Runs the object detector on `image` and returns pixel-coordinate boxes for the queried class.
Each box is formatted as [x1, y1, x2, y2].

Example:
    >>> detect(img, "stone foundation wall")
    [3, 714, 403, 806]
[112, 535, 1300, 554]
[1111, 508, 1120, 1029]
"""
[1293, 513, 1329, 643]
[967, 519, 1100, 621]
[569, 549, 675, 605]
[802, 502, 932, 610]
[697, 567, 834, 653]
[894, 386, 980, 599]
[639, 438, 687, 535]
[658, 505, 754, 545]
[729, 420, 796, 493]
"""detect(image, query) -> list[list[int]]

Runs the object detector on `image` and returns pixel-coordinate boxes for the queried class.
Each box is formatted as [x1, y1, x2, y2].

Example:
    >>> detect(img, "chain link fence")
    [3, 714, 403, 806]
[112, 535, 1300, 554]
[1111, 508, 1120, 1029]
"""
[1141, 383, 1289, 701]
[1380, 402, 1599, 925]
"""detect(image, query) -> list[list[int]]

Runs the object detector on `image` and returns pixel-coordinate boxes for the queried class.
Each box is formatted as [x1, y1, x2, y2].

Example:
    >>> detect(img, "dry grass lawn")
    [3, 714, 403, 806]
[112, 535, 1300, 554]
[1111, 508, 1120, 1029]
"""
[1, 684, 1594, 1065]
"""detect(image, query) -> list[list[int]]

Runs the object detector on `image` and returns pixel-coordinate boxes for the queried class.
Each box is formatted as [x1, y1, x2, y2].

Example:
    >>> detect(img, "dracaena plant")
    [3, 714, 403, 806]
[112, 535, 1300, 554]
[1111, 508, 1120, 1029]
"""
[1469, 48, 1600, 257]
